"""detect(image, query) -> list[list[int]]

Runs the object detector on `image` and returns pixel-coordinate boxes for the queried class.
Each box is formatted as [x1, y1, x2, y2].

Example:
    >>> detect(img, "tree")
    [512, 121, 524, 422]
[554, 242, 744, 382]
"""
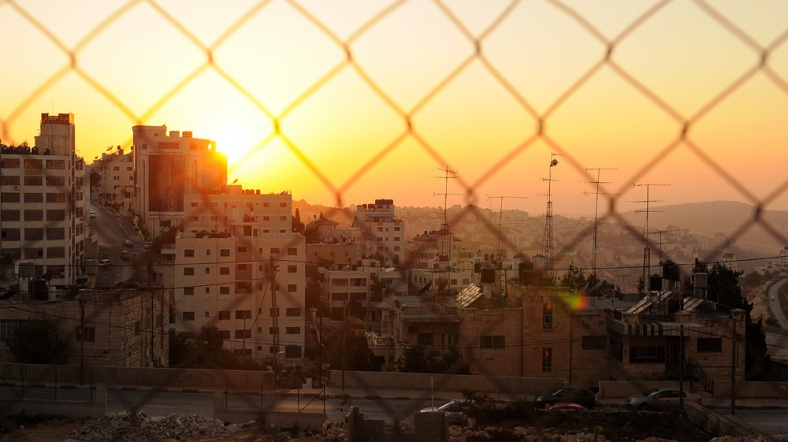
[397, 344, 471, 374]
[692, 259, 770, 380]
[7, 318, 67, 364]
[292, 208, 305, 234]
[560, 263, 586, 290]
[169, 332, 194, 366]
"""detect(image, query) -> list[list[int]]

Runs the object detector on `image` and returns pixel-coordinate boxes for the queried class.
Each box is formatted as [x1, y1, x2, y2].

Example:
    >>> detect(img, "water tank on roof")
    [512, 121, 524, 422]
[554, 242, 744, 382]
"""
[694, 272, 708, 289]
[662, 260, 681, 281]
[480, 268, 496, 283]
[649, 274, 662, 291]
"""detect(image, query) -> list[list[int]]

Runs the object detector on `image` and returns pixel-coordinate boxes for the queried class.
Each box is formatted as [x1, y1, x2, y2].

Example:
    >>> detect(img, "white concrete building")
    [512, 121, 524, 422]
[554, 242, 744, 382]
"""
[353, 199, 405, 267]
[0, 113, 87, 288]
[167, 188, 306, 363]
[96, 148, 133, 212]
[131, 125, 227, 237]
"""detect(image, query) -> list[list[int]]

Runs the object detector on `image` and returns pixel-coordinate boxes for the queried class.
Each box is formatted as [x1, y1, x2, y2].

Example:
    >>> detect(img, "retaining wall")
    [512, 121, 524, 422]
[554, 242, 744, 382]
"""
[0, 384, 106, 420]
[212, 392, 325, 431]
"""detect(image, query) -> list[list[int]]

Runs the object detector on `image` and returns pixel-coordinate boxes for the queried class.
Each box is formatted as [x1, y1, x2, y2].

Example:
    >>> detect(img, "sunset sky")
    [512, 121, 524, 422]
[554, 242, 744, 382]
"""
[1, 0, 787, 218]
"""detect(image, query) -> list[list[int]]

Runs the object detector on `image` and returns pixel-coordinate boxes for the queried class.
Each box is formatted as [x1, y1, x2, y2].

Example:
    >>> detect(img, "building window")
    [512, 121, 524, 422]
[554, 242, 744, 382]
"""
[581, 335, 606, 350]
[218, 330, 231, 339]
[287, 248, 297, 256]
[219, 286, 230, 295]
[218, 311, 231, 320]
[285, 327, 301, 334]
[542, 347, 552, 372]
[24, 210, 43, 221]
[417, 333, 434, 346]
[287, 284, 297, 293]
[543, 302, 553, 330]
[220, 267, 230, 275]
[236, 310, 252, 319]
[279, 202, 287, 207]
[182, 312, 195, 321]
[76, 327, 95, 342]
[269, 308, 279, 317]
[184, 267, 194, 276]
[235, 330, 251, 339]
[480, 335, 505, 349]
[184, 249, 195, 257]
[629, 346, 665, 363]
[183, 287, 194, 296]
[24, 176, 43, 186]
[23, 193, 43, 203]
[220, 249, 230, 257]
[286, 308, 301, 317]
[270, 247, 280, 254]
[287, 265, 297, 273]
[285, 345, 302, 358]
[47, 210, 66, 220]
[697, 338, 722, 353]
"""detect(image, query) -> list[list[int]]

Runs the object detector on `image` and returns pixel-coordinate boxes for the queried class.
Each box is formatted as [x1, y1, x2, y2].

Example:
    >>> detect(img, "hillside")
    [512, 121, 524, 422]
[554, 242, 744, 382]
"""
[618, 201, 788, 256]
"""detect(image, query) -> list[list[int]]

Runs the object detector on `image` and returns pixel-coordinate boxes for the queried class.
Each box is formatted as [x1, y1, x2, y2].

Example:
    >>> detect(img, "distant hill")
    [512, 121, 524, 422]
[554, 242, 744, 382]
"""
[619, 201, 788, 255]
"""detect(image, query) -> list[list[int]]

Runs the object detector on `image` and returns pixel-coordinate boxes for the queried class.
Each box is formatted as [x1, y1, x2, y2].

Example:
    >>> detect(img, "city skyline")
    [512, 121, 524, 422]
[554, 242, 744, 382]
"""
[1, 0, 787, 217]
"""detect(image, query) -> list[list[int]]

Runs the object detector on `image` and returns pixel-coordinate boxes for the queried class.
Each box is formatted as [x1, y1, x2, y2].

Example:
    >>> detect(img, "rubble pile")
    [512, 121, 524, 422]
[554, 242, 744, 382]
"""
[69, 412, 231, 441]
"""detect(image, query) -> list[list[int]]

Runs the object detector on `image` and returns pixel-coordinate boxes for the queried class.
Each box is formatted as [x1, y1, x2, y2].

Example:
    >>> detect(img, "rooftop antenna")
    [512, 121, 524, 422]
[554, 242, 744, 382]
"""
[433, 165, 458, 295]
[633, 182, 670, 293]
[541, 153, 560, 281]
[645, 228, 686, 264]
[488, 195, 527, 296]
[583, 168, 617, 276]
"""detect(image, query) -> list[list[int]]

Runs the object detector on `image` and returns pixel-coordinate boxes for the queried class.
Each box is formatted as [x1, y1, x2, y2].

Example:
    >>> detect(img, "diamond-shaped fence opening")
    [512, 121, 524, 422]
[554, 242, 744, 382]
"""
[1, 0, 787, 438]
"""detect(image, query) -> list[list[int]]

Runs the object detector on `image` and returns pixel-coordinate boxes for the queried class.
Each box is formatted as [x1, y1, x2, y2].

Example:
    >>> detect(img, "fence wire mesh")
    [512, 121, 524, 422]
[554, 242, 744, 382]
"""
[1, 0, 788, 438]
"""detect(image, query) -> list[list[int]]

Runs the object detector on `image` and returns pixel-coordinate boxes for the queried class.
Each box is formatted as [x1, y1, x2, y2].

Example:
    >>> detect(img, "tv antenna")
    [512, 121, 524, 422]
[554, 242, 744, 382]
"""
[432, 165, 458, 294]
[633, 182, 670, 293]
[645, 228, 686, 265]
[541, 153, 560, 280]
[583, 168, 617, 275]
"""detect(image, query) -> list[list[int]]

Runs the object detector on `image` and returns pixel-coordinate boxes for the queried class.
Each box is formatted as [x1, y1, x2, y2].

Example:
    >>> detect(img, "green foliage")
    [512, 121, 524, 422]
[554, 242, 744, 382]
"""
[292, 208, 305, 234]
[560, 263, 586, 290]
[168, 332, 193, 366]
[170, 327, 263, 370]
[321, 330, 382, 372]
[7, 318, 67, 364]
[397, 344, 471, 374]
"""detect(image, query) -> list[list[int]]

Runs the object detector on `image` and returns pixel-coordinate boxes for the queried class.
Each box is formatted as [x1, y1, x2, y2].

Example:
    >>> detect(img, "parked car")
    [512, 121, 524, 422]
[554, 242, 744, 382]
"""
[143, 241, 152, 249]
[419, 400, 467, 425]
[534, 386, 596, 409]
[123, 239, 133, 247]
[98, 258, 111, 266]
[121, 250, 132, 261]
[89, 211, 96, 218]
[624, 387, 702, 411]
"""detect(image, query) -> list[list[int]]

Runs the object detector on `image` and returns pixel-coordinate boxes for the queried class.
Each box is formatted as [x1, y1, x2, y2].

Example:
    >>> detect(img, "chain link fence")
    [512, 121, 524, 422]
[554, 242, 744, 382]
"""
[1, 0, 787, 437]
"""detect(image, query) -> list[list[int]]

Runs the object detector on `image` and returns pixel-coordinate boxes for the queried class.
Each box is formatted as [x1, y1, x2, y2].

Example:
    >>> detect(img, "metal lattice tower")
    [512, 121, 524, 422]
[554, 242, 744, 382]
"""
[541, 154, 560, 280]
[584, 168, 617, 275]
[487, 195, 527, 295]
[633, 183, 670, 293]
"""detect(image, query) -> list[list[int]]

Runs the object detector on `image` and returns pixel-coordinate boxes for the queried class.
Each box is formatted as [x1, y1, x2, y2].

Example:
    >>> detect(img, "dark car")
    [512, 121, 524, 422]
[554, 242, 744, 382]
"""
[535, 386, 596, 409]
[419, 400, 467, 425]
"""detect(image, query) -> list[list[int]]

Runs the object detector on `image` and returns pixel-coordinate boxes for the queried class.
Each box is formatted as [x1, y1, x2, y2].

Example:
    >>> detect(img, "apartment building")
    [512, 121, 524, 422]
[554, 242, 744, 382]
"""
[0, 113, 88, 287]
[95, 148, 133, 212]
[131, 125, 227, 237]
[353, 199, 405, 267]
[168, 188, 305, 363]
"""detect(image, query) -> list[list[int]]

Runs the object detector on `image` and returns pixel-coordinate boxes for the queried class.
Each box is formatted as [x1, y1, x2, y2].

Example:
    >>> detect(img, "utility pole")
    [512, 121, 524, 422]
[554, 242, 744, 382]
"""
[583, 168, 616, 275]
[79, 293, 85, 385]
[541, 154, 560, 281]
[270, 257, 280, 387]
[633, 183, 670, 293]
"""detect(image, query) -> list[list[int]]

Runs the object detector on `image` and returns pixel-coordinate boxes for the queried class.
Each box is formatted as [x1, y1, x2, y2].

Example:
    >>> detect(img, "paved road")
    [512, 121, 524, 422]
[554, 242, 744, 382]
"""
[768, 277, 788, 329]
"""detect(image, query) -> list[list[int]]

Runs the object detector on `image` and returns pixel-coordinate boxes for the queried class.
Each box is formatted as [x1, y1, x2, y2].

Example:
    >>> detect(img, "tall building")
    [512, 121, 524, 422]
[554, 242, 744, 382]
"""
[353, 199, 405, 267]
[131, 126, 227, 237]
[94, 147, 134, 212]
[168, 188, 306, 363]
[0, 113, 87, 287]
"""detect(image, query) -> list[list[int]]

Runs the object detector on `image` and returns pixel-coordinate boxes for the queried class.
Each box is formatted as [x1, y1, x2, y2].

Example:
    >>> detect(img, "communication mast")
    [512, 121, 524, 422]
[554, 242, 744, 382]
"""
[487, 195, 527, 295]
[583, 168, 617, 275]
[633, 183, 670, 293]
[433, 165, 458, 294]
[541, 153, 560, 280]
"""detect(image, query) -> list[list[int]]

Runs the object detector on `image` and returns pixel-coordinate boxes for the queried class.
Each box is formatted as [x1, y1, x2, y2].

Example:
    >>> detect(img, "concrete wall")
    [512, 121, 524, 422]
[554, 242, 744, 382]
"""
[330, 370, 565, 397]
[212, 392, 325, 430]
[0, 363, 274, 391]
[684, 400, 771, 440]
[598, 380, 788, 400]
[0, 384, 106, 419]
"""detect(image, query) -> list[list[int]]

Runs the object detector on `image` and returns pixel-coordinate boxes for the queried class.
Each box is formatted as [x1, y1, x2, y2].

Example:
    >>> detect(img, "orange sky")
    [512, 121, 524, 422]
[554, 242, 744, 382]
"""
[1, 0, 787, 217]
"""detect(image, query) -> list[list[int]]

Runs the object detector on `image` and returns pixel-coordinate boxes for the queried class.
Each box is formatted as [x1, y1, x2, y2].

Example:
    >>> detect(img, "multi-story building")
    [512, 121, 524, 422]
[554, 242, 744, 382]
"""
[0, 288, 168, 368]
[167, 187, 306, 364]
[353, 199, 405, 267]
[131, 125, 227, 237]
[777, 246, 788, 270]
[95, 148, 134, 212]
[0, 113, 88, 286]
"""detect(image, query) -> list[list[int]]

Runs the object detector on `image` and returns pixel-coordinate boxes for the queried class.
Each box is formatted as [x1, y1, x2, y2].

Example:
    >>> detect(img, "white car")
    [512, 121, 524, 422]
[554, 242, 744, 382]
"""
[419, 400, 467, 424]
[89, 211, 96, 218]
[123, 239, 133, 247]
